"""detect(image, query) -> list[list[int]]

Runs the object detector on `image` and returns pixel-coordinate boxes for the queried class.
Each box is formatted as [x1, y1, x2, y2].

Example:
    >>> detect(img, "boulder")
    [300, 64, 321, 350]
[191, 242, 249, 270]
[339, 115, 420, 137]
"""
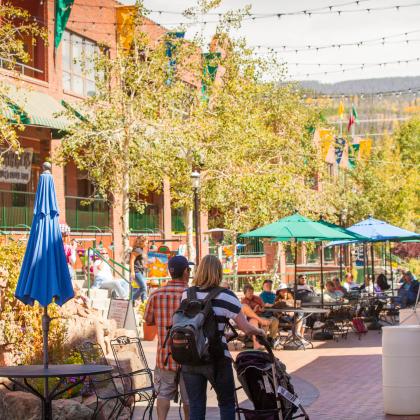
[53, 399, 93, 420]
[0, 388, 93, 420]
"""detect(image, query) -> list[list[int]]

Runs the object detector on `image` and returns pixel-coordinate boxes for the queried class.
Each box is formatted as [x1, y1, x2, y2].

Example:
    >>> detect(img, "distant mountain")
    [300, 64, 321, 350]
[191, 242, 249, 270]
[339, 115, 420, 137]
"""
[299, 76, 420, 94]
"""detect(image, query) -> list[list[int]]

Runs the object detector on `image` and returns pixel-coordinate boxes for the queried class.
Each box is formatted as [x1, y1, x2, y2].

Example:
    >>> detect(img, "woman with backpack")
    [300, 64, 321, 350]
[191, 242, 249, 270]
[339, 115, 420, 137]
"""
[180, 255, 265, 420]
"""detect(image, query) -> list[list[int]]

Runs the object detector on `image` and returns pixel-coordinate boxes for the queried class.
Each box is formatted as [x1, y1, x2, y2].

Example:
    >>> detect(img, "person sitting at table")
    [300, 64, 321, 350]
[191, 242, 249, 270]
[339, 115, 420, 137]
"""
[259, 279, 276, 308]
[92, 248, 129, 299]
[343, 273, 358, 292]
[241, 284, 279, 346]
[275, 283, 307, 340]
[398, 271, 419, 308]
[297, 274, 313, 292]
[241, 303, 271, 349]
[333, 277, 347, 295]
[375, 274, 390, 295]
[324, 280, 343, 302]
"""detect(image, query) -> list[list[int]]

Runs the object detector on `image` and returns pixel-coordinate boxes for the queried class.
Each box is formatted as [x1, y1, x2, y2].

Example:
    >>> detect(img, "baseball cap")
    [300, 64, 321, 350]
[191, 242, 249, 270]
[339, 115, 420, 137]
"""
[168, 255, 192, 279]
[277, 283, 289, 290]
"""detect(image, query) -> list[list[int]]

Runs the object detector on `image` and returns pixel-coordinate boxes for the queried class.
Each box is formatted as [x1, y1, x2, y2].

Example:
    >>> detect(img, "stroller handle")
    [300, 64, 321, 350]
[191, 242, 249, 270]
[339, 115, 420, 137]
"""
[256, 335, 276, 362]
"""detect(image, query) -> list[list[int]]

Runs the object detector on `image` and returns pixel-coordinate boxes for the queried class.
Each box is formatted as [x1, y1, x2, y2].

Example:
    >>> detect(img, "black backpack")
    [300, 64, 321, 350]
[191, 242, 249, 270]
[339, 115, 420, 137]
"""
[165, 286, 225, 366]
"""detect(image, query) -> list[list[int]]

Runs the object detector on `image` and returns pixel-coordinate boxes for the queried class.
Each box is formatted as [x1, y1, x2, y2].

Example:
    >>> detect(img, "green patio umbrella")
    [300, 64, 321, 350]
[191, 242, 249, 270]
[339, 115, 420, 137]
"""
[242, 213, 356, 306]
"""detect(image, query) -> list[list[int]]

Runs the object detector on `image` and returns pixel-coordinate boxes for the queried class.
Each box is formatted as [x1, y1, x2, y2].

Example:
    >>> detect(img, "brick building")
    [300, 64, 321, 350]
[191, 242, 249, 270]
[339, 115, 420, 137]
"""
[0, 0, 344, 279]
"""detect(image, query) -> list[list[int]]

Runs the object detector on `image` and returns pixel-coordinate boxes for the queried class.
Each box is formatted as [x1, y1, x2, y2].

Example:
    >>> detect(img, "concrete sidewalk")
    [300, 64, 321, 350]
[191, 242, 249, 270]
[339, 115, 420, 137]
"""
[135, 331, 419, 420]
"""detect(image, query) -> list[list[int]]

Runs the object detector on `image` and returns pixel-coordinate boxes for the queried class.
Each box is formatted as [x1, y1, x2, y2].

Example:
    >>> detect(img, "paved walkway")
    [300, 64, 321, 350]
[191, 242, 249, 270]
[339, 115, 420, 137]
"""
[135, 330, 420, 420]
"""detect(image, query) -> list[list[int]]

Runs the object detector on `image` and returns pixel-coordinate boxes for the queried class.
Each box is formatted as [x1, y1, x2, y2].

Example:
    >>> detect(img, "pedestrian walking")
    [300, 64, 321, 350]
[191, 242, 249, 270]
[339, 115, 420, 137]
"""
[130, 236, 148, 303]
[144, 255, 191, 420]
[180, 255, 266, 420]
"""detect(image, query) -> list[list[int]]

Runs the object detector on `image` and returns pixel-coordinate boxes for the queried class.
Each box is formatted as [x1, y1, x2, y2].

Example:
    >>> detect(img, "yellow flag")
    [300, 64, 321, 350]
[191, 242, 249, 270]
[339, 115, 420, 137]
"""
[358, 138, 372, 159]
[116, 6, 136, 53]
[338, 101, 345, 119]
[319, 128, 334, 160]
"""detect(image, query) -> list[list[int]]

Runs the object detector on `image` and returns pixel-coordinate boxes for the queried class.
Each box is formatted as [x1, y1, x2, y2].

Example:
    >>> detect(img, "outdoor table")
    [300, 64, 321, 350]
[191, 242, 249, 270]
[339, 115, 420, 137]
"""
[0, 364, 113, 420]
[301, 301, 347, 308]
[269, 307, 329, 350]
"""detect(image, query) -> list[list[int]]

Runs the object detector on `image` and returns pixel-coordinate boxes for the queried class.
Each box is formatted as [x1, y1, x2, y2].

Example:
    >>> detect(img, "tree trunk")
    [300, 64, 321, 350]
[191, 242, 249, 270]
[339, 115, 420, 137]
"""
[232, 233, 239, 292]
[120, 127, 130, 277]
[271, 242, 282, 288]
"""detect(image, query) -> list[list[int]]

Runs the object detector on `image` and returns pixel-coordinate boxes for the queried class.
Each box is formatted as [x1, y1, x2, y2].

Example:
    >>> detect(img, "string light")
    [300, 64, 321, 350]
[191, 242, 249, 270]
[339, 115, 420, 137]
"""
[289, 57, 420, 78]
[31, 2, 420, 27]
[304, 88, 420, 99]
[251, 29, 420, 53]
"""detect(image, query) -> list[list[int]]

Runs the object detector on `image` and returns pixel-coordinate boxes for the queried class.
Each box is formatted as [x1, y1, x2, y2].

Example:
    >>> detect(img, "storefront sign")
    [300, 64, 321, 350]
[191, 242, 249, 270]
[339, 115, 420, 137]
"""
[0, 148, 33, 184]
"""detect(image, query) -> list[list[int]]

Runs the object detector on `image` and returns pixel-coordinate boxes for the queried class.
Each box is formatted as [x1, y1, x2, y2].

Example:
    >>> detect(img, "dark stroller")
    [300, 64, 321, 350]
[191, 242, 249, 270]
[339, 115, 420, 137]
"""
[234, 337, 309, 420]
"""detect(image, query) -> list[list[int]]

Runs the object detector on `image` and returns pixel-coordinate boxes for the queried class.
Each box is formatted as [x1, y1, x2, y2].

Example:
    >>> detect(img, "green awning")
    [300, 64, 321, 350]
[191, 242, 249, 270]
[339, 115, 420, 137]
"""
[1, 84, 71, 130]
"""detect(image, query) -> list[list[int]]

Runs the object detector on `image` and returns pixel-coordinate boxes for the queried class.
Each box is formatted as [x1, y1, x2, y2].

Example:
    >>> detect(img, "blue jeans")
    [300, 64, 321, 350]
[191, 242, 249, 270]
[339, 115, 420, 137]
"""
[182, 358, 236, 420]
[132, 271, 147, 302]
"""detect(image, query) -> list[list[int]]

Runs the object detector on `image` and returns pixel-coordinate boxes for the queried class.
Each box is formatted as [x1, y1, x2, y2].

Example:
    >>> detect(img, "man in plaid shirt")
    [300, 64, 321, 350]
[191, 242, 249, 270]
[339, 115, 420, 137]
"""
[144, 255, 190, 420]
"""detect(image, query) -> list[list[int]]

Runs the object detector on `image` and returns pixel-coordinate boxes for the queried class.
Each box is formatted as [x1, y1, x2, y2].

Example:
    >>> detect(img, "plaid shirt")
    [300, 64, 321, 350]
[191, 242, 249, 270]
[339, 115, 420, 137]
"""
[144, 280, 186, 371]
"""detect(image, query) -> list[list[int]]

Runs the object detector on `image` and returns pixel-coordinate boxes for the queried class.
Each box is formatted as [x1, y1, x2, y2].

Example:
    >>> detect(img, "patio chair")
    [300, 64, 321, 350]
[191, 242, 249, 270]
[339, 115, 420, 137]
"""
[110, 336, 156, 412]
[78, 341, 154, 420]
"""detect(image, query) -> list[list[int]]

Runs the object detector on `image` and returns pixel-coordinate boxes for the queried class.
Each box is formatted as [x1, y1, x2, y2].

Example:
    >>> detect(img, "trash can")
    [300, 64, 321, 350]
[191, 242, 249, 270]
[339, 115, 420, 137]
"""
[382, 325, 420, 415]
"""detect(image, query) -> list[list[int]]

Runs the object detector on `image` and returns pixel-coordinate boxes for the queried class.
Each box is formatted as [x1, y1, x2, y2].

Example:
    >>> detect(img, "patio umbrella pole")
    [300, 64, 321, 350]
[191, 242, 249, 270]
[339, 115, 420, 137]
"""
[319, 242, 324, 307]
[294, 240, 298, 308]
[389, 241, 394, 296]
[339, 245, 343, 282]
[42, 305, 51, 419]
[370, 243, 375, 295]
[363, 243, 367, 287]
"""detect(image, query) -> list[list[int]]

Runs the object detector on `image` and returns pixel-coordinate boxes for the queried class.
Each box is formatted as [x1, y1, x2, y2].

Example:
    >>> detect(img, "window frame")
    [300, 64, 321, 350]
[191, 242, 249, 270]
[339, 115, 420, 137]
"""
[62, 30, 98, 97]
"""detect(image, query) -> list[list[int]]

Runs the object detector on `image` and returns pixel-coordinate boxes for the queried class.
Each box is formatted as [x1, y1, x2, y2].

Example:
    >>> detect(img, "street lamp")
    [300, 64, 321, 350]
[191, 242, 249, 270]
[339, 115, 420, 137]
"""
[191, 171, 201, 266]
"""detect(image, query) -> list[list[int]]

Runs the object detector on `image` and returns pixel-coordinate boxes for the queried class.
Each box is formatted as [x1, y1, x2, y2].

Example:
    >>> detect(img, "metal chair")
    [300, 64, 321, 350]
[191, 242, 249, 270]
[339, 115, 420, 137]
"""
[78, 341, 154, 420]
[110, 336, 156, 416]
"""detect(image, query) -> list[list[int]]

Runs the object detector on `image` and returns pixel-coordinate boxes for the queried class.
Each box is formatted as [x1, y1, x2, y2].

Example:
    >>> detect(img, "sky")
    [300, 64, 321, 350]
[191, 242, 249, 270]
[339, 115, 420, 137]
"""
[120, 0, 420, 85]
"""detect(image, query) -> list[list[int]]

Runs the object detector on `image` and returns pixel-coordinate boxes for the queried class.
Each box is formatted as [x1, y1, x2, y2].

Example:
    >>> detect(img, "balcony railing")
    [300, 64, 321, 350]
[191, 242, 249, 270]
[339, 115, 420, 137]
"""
[129, 205, 159, 233]
[209, 237, 265, 256]
[237, 237, 264, 256]
[65, 196, 110, 231]
[0, 56, 44, 79]
[0, 190, 35, 228]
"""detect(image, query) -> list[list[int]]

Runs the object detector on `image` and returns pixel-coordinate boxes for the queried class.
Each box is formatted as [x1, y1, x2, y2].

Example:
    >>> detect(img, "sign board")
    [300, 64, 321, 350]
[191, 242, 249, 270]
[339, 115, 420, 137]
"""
[354, 244, 365, 267]
[147, 252, 169, 278]
[0, 148, 33, 184]
[107, 298, 137, 333]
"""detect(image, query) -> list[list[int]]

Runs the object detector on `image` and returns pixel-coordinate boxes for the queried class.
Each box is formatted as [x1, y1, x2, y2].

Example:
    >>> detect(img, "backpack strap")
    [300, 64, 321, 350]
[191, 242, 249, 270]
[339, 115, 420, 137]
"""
[186, 286, 198, 301]
[203, 286, 225, 303]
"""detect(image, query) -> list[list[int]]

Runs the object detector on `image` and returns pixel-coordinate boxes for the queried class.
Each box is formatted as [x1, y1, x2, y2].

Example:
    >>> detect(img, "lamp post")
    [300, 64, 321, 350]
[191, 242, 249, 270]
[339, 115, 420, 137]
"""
[191, 171, 201, 266]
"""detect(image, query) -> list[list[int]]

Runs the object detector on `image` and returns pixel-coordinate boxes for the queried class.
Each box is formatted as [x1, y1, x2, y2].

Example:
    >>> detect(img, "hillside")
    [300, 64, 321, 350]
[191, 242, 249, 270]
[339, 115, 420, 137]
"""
[299, 76, 420, 95]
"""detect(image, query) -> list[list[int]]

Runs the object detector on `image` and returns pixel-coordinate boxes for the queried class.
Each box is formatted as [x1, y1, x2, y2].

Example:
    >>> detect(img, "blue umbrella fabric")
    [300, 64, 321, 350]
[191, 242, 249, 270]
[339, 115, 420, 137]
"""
[347, 216, 420, 242]
[15, 166, 74, 307]
[328, 216, 420, 246]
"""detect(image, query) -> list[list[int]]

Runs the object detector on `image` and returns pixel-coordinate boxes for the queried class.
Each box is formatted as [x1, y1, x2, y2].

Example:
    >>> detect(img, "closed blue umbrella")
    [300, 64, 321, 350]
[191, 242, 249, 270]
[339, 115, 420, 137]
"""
[15, 162, 74, 416]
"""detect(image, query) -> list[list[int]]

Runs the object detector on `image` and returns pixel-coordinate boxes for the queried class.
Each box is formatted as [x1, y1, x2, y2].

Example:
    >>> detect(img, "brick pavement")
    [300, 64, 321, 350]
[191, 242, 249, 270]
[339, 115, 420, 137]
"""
[134, 331, 420, 420]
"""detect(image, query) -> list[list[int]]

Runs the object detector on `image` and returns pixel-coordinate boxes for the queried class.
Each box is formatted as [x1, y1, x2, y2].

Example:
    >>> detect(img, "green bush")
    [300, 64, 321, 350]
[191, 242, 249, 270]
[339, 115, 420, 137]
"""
[0, 241, 68, 365]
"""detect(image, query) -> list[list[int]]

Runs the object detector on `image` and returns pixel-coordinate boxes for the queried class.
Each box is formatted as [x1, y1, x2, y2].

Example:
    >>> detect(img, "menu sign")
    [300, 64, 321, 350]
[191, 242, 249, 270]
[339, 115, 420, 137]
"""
[0, 148, 33, 184]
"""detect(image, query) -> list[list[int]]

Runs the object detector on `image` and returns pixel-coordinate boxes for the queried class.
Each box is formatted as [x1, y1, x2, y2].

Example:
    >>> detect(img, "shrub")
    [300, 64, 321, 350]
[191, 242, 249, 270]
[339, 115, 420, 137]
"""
[0, 241, 68, 365]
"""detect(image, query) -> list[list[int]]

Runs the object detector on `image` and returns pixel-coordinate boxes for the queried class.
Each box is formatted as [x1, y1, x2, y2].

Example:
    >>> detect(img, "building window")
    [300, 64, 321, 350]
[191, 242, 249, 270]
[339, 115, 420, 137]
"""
[306, 245, 320, 264]
[62, 31, 98, 96]
[324, 246, 335, 262]
[285, 244, 295, 265]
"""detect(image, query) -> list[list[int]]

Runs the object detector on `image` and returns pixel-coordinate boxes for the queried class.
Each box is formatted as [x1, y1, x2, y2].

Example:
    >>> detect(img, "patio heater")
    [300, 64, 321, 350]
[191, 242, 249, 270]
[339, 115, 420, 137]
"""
[191, 171, 201, 266]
